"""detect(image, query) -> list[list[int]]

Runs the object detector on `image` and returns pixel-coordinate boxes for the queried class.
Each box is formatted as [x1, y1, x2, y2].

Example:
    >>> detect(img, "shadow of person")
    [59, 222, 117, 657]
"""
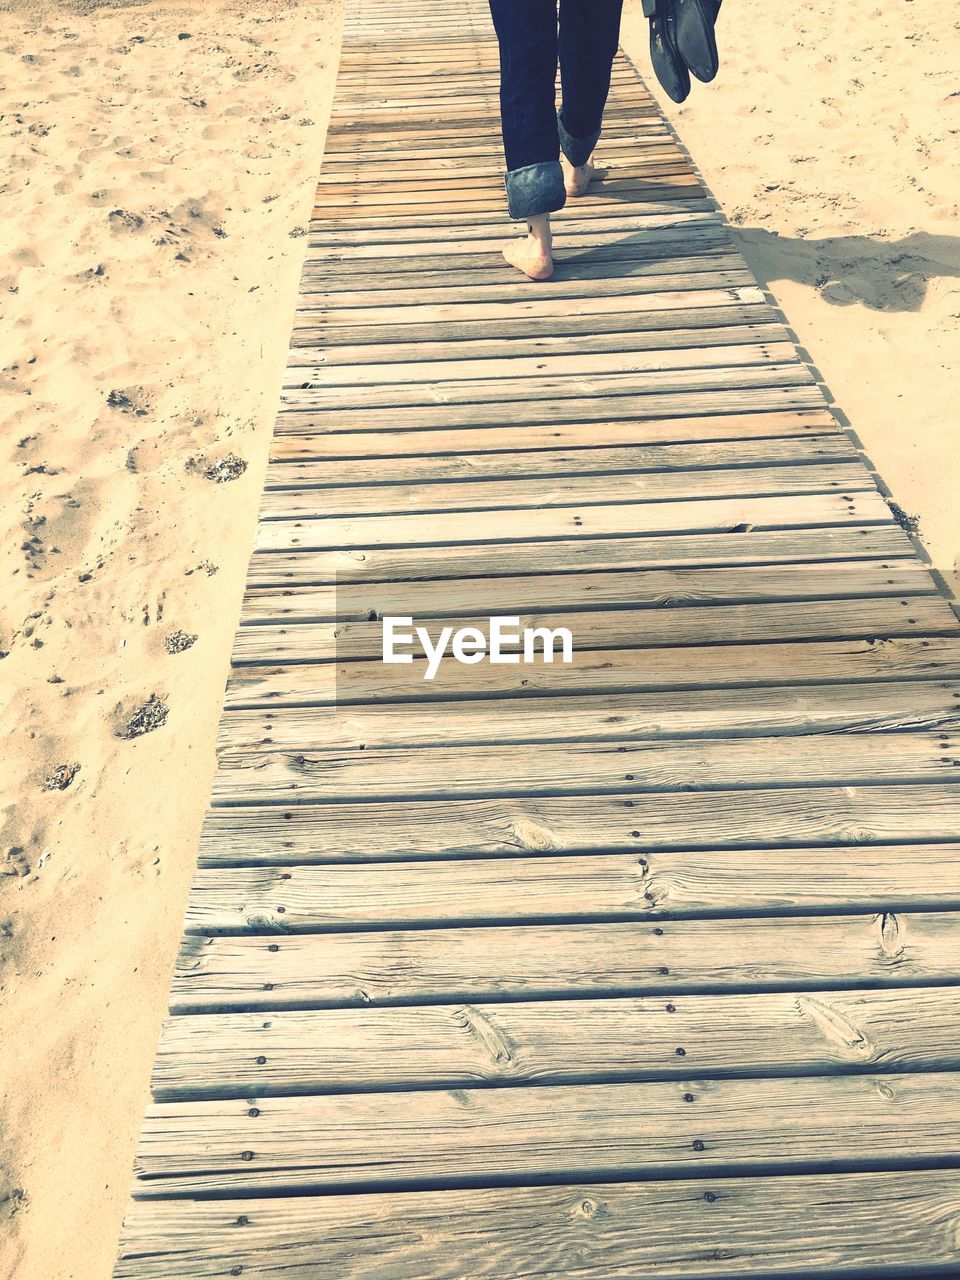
[728, 227, 960, 313]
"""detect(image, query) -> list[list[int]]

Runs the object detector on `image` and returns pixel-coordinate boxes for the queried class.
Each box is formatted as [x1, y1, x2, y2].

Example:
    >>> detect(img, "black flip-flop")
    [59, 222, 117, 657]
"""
[642, 0, 690, 104]
[675, 0, 721, 83]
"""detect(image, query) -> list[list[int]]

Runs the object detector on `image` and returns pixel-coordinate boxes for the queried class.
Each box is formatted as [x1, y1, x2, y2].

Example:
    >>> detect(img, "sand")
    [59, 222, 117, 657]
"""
[0, 2, 343, 1277]
[0, 1, 956, 1277]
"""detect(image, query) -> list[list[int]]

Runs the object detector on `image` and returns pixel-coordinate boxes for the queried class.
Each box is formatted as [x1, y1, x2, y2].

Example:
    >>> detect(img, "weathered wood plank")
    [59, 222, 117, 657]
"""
[186, 813, 960, 928]
[168, 912, 960, 1012]
[300, 258, 752, 301]
[289, 291, 770, 346]
[265, 437, 856, 495]
[259, 463, 869, 523]
[309, 179, 703, 222]
[303, 227, 721, 285]
[281, 362, 813, 415]
[277, 386, 831, 434]
[286, 322, 791, 373]
[209, 730, 960, 808]
[291, 285, 761, 337]
[231, 599, 953, 671]
[310, 196, 714, 234]
[316, 172, 701, 209]
[225, 635, 960, 709]
[240, 560, 928, 626]
[316, 170, 689, 201]
[113, 1169, 960, 1278]
[304, 219, 720, 270]
[244, 527, 914, 587]
[151, 986, 960, 1098]
[254, 492, 893, 554]
[299, 262, 756, 307]
[268, 409, 841, 460]
[134, 1070, 960, 1196]
[217, 680, 960, 754]
[196, 784, 960, 865]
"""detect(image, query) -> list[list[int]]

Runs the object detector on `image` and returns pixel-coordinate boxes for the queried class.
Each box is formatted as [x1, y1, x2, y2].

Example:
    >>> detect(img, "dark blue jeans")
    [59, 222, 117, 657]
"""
[489, 0, 624, 219]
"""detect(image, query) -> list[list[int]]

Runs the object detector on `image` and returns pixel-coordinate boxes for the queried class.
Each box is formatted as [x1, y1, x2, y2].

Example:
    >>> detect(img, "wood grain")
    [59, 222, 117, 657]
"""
[259, 462, 869, 522]
[134, 1070, 960, 1195]
[224, 635, 960, 708]
[170, 912, 960, 1012]
[240, 559, 927, 625]
[151, 986, 960, 1098]
[244, 526, 914, 587]
[209, 730, 960, 807]
[253, 492, 894, 554]
[230, 598, 953, 669]
[217, 679, 960, 753]
[196, 784, 960, 863]
[115, 1170, 960, 1278]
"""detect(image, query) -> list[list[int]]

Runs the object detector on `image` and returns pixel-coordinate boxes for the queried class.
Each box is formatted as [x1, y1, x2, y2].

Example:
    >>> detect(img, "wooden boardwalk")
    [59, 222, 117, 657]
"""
[113, 0, 960, 1275]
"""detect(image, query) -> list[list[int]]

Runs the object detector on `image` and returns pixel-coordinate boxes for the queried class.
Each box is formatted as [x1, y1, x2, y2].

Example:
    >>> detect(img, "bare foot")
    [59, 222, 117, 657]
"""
[562, 154, 594, 197]
[502, 213, 553, 281]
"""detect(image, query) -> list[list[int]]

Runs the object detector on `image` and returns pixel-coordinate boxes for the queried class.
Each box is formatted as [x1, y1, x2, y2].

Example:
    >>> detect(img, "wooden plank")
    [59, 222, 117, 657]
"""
[196, 782, 960, 866]
[281, 345, 806, 395]
[305, 222, 718, 277]
[151, 986, 960, 1098]
[209, 730, 960, 808]
[187, 803, 960, 927]
[316, 151, 694, 186]
[244, 527, 916, 587]
[299, 261, 756, 305]
[312, 162, 695, 203]
[309, 195, 713, 231]
[217, 680, 960, 754]
[322, 108, 665, 134]
[277, 387, 830, 435]
[135, 1070, 960, 1196]
[320, 110, 669, 143]
[299, 257, 753, 301]
[286, 322, 792, 373]
[225, 635, 960, 709]
[168, 912, 960, 1013]
[310, 179, 703, 220]
[280, 364, 814, 414]
[321, 133, 677, 164]
[303, 239, 733, 291]
[288, 288, 771, 343]
[321, 89, 657, 114]
[254, 493, 894, 555]
[259, 463, 872, 522]
[240, 561, 930, 626]
[232, 598, 954, 668]
[113, 1169, 960, 1278]
[265, 436, 855, 492]
[308, 193, 706, 236]
[269, 409, 840, 459]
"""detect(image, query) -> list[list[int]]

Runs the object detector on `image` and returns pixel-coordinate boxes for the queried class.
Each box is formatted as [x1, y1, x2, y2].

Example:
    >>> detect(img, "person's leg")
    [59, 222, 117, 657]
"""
[489, 0, 566, 280]
[558, 0, 624, 196]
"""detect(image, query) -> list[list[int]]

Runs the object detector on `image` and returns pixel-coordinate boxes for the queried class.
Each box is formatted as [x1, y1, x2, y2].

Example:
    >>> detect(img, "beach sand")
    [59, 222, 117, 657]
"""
[0, 1, 956, 1277]
[0, 2, 343, 1277]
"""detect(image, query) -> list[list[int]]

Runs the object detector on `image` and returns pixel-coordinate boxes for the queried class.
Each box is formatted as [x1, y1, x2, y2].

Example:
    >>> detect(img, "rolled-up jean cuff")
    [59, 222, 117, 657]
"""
[558, 109, 601, 168]
[503, 160, 567, 219]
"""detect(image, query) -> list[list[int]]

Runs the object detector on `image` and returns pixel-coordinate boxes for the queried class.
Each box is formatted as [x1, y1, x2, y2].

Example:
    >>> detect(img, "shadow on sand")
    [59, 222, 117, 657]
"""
[722, 228, 960, 314]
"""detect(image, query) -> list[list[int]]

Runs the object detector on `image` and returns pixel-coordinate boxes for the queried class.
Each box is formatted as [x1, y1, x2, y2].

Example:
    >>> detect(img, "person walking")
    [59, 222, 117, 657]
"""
[489, 0, 721, 281]
[489, 0, 624, 280]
